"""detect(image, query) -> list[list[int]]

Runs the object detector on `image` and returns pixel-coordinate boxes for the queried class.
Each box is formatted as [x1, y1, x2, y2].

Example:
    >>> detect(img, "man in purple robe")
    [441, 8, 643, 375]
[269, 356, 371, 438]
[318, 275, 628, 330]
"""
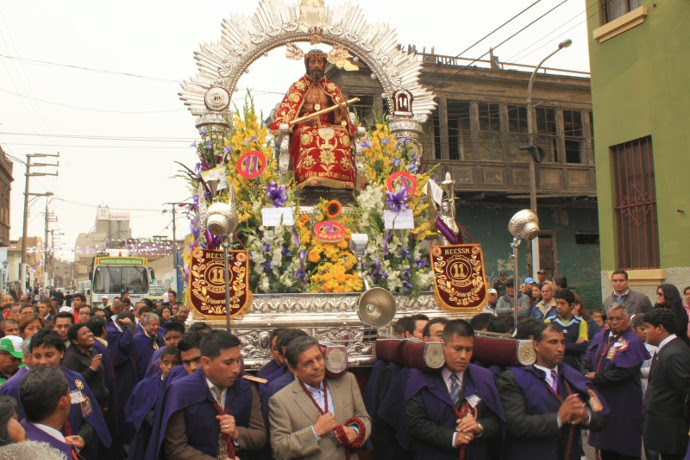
[125, 346, 179, 460]
[256, 328, 285, 379]
[4, 330, 112, 459]
[133, 313, 164, 380]
[405, 319, 504, 460]
[583, 303, 650, 459]
[498, 322, 607, 460]
[19, 366, 80, 458]
[147, 330, 265, 460]
[106, 310, 137, 443]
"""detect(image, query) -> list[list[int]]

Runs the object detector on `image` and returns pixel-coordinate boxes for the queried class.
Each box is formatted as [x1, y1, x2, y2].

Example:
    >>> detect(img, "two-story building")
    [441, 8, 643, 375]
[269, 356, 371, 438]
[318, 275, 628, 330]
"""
[329, 49, 602, 307]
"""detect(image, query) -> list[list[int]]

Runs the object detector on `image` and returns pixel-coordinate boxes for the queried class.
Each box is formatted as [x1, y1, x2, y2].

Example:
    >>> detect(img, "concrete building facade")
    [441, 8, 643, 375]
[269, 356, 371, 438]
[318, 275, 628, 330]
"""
[585, 1, 690, 299]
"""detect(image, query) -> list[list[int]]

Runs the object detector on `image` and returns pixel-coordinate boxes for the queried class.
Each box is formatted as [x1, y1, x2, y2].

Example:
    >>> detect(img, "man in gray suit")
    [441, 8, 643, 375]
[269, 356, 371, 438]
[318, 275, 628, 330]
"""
[269, 336, 371, 460]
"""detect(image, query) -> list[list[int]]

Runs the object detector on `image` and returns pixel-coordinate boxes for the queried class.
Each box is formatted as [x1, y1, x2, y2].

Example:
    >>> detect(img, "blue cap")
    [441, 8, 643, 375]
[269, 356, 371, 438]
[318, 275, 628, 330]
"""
[524, 277, 535, 284]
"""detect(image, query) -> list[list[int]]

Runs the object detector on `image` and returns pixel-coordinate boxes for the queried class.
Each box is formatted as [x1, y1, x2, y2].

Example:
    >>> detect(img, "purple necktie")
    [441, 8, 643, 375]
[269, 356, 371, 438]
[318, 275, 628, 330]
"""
[550, 369, 558, 392]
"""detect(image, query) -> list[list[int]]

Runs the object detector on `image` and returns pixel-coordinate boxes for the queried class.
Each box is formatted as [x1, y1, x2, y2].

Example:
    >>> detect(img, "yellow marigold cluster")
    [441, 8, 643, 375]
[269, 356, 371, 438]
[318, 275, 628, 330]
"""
[311, 262, 363, 293]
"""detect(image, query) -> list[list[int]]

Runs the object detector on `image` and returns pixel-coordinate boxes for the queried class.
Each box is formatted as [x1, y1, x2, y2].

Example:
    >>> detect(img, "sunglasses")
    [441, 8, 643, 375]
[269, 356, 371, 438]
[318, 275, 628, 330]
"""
[656, 292, 664, 297]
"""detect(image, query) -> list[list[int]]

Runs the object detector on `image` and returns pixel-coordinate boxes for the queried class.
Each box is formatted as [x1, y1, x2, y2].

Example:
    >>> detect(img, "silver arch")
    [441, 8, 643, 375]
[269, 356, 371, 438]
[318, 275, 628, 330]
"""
[179, 0, 436, 128]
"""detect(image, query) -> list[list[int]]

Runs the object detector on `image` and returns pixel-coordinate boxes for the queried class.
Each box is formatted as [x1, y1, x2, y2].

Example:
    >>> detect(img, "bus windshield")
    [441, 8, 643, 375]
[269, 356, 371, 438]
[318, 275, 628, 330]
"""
[92, 266, 149, 294]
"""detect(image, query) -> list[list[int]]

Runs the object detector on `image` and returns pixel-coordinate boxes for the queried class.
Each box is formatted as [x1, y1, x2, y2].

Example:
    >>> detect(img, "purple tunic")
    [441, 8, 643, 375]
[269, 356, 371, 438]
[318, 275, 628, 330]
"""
[504, 364, 608, 460]
[584, 327, 650, 456]
[133, 332, 164, 381]
[145, 345, 167, 378]
[1, 366, 111, 448]
[146, 367, 256, 460]
[163, 364, 188, 389]
[125, 374, 165, 460]
[405, 364, 505, 460]
[21, 420, 74, 458]
[377, 363, 412, 449]
[106, 322, 137, 442]
[260, 368, 293, 424]
[256, 359, 281, 379]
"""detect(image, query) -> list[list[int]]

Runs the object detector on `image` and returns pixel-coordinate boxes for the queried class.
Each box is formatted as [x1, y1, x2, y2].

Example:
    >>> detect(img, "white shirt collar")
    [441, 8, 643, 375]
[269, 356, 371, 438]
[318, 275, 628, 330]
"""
[657, 334, 677, 352]
[534, 363, 559, 387]
[31, 422, 66, 442]
[613, 288, 630, 297]
[441, 367, 464, 393]
[205, 377, 227, 407]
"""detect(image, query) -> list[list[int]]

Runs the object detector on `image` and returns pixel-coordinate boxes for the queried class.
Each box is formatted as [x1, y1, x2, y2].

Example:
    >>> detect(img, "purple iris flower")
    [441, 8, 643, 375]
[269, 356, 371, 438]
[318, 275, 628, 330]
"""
[361, 139, 372, 149]
[392, 158, 401, 167]
[281, 247, 292, 257]
[385, 188, 409, 213]
[262, 242, 271, 253]
[401, 247, 409, 258]
[263, 181, 288, 207]
[381, 138, 390, 145]
[205, 141, 213, 149]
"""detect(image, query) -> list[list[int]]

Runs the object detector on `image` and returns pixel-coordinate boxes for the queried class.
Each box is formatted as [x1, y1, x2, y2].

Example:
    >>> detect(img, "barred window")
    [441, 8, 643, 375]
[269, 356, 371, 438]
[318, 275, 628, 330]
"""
[601, 0, 642, 24]
[612, 136, 659, 269]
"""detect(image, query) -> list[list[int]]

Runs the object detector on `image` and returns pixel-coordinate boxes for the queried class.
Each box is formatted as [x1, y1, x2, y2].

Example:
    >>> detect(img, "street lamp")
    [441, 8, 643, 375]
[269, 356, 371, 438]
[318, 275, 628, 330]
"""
[522, 39, 572, 279]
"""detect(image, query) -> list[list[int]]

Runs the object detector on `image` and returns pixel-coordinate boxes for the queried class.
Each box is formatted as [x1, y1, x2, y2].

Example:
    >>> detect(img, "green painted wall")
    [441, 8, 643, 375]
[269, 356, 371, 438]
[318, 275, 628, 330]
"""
[586, 0, 690, 270]
[458, 202, 602, 310]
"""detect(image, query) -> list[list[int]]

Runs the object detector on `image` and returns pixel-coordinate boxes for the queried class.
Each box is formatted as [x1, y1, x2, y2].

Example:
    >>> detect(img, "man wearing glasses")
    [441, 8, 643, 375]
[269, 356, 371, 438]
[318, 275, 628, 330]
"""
[602, 269, 653, 316]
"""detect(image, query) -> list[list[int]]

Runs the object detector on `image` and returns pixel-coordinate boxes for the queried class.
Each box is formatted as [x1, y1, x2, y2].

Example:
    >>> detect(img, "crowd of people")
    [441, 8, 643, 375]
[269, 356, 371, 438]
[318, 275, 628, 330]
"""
[0, 272, 685, 459]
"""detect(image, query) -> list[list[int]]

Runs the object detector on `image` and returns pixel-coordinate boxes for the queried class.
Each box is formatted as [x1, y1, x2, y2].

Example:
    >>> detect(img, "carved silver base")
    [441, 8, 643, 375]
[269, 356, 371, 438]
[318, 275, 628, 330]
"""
[187, 291, 475, 370]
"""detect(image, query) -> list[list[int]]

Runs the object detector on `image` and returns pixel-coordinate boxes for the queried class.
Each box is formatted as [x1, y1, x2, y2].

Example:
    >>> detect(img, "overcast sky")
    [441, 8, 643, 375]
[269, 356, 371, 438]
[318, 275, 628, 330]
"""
[0, 0, 592, 261]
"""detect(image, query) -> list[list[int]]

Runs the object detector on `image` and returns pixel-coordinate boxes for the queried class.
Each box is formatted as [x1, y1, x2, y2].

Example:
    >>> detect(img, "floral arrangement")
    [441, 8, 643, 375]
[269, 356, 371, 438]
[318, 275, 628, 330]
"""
[179, 97, 438, 299]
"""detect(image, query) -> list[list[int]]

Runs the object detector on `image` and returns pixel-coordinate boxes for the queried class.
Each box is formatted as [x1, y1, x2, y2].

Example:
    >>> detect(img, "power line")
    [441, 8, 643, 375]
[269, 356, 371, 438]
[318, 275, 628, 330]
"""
[423, 0, 543, 81]
[429, 0, 570, 91]
[1, 143, 192, 149]
[52, 197, 165, 212]
[506, 1, 599, 63]
[0, 87, 184, 113]
[0, 52, 180, 84]
[0, 131, 196, 142]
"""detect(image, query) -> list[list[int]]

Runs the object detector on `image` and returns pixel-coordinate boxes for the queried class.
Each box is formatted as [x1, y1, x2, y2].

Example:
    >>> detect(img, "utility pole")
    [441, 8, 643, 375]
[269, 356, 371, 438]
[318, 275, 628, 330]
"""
[20, 153, 59, 293]
[164, 202, 184, 294]
[43, 200, 57, 289]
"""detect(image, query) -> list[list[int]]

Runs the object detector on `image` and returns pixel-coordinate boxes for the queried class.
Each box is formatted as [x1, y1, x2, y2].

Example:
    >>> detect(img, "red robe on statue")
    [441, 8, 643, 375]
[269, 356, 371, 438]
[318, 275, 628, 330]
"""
[270, 74, 356, 189]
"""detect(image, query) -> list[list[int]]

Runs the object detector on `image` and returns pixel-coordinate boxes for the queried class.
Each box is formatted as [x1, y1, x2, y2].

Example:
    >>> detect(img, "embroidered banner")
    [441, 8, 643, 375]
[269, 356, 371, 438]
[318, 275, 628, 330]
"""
[187, 248, 252, 319]
[430, 244, 488, 310]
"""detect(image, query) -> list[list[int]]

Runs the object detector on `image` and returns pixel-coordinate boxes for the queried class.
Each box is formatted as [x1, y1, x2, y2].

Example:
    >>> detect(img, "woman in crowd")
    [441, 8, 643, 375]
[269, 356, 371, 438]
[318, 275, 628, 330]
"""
[655, 283, 690, 344]
[18, 314, 44, 340]
[61, 323, 110, 408]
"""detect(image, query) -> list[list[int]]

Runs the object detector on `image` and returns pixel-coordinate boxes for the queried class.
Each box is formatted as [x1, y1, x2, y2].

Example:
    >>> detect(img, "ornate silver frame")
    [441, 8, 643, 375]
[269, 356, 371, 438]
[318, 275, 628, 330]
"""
[179, 0, 436, 129]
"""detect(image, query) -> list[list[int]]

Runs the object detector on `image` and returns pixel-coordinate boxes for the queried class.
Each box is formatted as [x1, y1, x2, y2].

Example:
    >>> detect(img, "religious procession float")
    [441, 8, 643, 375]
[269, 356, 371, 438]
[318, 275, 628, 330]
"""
[176, 0, 537, 373]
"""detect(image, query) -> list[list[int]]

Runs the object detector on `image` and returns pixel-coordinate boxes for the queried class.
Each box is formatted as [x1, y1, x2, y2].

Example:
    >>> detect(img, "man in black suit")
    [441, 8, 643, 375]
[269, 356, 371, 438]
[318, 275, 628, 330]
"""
[404, 319, 504, 459]
[498, 322, 607, 460]
[642, 308, 690, 460]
